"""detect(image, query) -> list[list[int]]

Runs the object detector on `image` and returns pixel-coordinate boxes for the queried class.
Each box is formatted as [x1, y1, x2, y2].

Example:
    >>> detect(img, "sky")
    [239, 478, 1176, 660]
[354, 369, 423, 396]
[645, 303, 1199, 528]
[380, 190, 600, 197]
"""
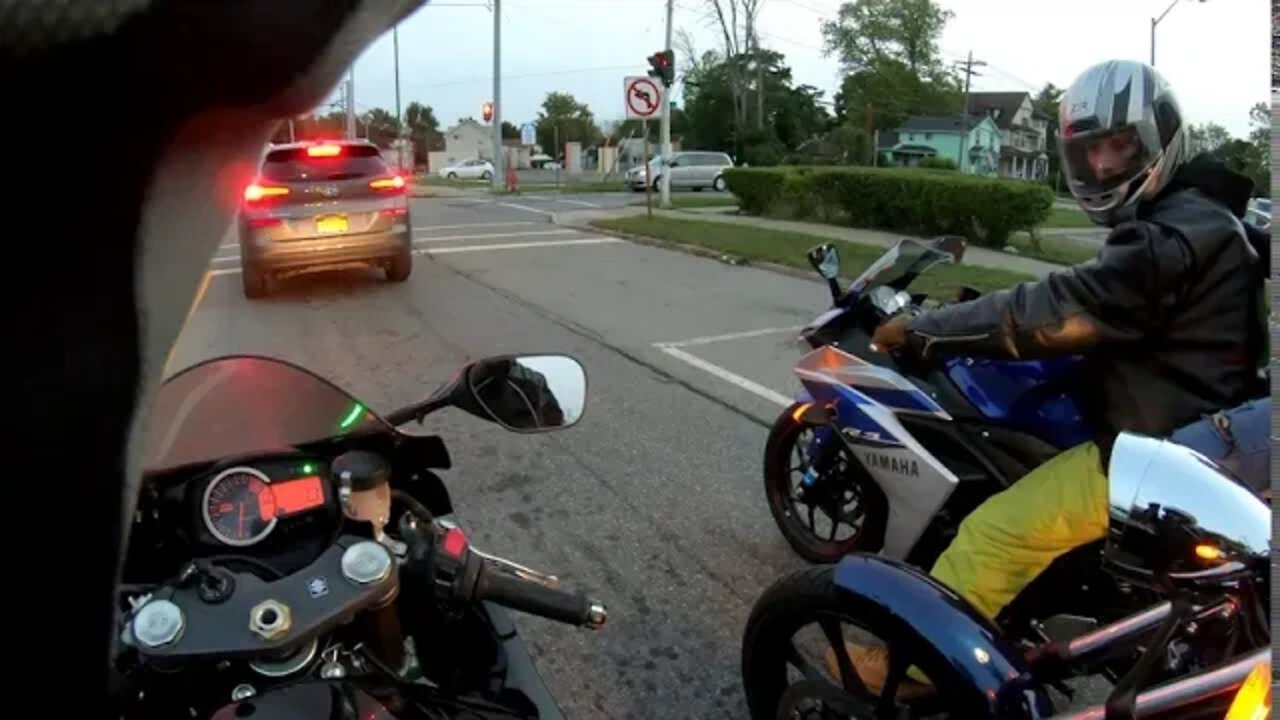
[333, 0, 1270, 139]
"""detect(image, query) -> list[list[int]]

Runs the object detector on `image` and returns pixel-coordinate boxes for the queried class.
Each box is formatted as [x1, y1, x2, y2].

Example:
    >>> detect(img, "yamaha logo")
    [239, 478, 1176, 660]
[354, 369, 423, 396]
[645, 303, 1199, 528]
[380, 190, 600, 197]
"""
[862, 452, 920, 478]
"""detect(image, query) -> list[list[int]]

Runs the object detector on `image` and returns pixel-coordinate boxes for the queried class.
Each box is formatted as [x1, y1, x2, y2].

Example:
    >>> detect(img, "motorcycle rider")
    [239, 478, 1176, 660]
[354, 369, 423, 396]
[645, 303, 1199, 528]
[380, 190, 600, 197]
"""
[469, 358, 567, 430]
[836, 60, 1268, 697]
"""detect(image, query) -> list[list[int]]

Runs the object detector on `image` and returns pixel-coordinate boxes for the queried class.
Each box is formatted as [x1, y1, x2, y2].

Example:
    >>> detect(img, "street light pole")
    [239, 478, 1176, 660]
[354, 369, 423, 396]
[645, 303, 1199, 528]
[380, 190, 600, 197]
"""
[658, 0, 674, 208]
[1150, 0, 1205, 67]
[394, 24, 404, 170]
[491, 0, 504, 191]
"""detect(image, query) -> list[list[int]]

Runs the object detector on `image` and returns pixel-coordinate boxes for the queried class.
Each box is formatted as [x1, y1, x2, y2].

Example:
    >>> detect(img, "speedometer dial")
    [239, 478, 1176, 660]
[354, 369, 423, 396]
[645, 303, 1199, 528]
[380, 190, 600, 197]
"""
[202, 467, 278, 546]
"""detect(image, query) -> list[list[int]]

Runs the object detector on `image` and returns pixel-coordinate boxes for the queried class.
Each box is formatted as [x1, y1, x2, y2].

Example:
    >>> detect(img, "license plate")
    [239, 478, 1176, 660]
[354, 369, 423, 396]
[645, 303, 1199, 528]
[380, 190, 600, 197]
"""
[315, 215, 349, 234]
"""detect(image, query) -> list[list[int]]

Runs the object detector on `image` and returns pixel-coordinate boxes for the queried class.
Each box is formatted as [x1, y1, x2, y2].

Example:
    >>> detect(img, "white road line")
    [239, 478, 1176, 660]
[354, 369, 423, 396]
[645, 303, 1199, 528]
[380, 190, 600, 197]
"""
[417, 237, 621, 254]
[412, 229, 579, 243]
[656, 325, 804, 349]
[495, 201, 555, 216]
[556, 198, 601, 208]
[210, 267, 243, 276]
[656, 346, 792, 407]
[211, 256, 239, 265]
[412, 221, 537, 232]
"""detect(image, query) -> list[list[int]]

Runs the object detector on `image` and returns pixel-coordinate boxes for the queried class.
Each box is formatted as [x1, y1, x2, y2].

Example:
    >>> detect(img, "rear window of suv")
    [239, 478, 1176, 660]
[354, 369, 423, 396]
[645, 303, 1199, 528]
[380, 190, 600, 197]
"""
[260, 145, 389, 182]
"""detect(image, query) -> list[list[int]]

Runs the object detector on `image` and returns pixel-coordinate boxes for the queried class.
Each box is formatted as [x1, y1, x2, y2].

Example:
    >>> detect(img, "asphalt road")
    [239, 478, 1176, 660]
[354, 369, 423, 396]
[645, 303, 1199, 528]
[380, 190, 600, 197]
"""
[171, 195, 1105, 718]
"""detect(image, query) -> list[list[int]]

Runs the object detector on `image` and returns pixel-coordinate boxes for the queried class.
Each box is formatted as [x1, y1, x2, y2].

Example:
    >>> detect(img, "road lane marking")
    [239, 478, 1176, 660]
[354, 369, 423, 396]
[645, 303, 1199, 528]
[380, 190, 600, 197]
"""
[412, 221, 537, 232]
[412, 229, 579, 243]
[495, 201, 555, 215]
[655, 345, 792, 407]
[211, 256, 239, 265]
[556, 198, 601, 208]
[657, 325, 804, 349]
[418, 237, 621, 254]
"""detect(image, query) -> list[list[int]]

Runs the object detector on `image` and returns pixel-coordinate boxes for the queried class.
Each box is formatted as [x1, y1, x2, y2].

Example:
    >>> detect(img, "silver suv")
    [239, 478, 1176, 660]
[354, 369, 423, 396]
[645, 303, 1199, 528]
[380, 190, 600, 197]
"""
[626, 150, 733, 192]
[238, 140, 411, 298]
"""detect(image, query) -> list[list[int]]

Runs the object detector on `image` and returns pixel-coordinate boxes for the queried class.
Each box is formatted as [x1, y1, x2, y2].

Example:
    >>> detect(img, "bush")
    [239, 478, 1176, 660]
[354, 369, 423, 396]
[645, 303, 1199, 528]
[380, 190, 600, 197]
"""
[917, 156, 958, 171]
[722, 166, 1054, 247]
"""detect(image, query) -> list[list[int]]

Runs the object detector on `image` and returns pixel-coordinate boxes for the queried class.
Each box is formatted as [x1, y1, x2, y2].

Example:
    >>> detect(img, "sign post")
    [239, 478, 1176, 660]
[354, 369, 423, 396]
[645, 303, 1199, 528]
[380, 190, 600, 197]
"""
[624, 76, 663, 222]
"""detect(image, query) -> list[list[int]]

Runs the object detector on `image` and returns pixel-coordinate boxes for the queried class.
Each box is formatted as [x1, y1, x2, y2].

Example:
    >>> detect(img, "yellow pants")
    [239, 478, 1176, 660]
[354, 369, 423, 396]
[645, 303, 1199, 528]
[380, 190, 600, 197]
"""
[930, 442, 1112, 621]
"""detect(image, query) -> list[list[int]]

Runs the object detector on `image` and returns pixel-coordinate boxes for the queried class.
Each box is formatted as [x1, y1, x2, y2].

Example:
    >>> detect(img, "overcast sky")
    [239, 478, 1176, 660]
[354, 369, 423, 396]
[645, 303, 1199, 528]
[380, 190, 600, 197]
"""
[335, 0, 1269, 139]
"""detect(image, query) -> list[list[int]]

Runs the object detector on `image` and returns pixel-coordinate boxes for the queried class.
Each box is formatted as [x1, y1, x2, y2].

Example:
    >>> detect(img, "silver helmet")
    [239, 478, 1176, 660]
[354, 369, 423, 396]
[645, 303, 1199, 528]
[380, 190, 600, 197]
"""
[1058, 60, 1187, 227]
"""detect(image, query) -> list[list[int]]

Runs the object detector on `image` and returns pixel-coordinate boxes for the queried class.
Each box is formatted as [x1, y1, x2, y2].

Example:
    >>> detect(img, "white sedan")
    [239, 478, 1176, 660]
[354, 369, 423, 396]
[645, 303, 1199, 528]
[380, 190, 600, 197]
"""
[438, 159, 494, 181]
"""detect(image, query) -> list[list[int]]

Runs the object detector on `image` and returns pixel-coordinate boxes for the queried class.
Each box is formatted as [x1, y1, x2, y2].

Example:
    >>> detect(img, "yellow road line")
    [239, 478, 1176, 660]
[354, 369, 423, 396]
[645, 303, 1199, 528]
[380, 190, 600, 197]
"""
[164, 270, 212, 375]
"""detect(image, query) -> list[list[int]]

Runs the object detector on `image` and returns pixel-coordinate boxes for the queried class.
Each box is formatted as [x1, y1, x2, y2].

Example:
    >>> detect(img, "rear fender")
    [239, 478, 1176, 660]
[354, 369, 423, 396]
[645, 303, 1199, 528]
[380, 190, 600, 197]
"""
[832, 554, 1053, 719]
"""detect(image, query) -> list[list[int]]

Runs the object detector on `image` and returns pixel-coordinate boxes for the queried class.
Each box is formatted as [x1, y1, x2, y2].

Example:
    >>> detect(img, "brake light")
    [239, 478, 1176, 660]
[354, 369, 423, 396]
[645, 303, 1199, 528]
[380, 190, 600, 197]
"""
[307, 144, 343, 157]
[247, 217, 282, 229]
[369, 175, 406, 191]
[244, 183, 289, 202]
[1224, 662, 1271, 720]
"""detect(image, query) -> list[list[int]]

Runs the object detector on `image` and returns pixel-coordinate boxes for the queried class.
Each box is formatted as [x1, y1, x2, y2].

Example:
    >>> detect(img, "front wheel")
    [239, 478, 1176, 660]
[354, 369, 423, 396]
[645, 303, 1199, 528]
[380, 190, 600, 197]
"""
[713, 175, 727, 192]
[742, 566, 983, 720]
[764, 404, 888, 563]
[481, 170, 493, 181]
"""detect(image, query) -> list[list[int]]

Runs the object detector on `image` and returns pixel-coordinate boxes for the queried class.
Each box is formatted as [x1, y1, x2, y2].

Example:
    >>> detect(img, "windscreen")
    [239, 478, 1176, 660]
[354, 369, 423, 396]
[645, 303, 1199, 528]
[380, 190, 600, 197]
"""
[144, 356, 391, 473]
[259, 145, 389, 182]
[848, 239, 954, 294]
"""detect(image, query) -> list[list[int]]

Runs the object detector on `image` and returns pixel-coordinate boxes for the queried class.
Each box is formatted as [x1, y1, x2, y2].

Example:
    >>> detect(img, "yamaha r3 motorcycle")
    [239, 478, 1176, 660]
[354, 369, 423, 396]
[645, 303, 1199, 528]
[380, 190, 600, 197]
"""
[113, 353, 605, 719]
[744, 431, 1271, 719]
[763, 238, 1130, 636]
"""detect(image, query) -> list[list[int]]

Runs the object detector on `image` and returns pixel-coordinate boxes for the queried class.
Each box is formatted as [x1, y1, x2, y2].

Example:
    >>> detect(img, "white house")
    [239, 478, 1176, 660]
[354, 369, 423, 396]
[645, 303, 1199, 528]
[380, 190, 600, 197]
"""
[967, 92, 1051, 180]
[427, 119, 492, 173]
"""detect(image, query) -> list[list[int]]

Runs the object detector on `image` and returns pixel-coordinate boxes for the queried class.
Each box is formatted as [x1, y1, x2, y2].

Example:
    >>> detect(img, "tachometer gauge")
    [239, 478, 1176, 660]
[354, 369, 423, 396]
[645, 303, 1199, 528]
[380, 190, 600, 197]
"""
[202, 467, 278, 546]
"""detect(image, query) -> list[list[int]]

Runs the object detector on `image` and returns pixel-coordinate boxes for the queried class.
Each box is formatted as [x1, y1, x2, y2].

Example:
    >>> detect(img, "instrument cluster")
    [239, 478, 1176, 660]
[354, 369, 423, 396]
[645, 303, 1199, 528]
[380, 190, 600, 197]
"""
[191, 456, 337, 550]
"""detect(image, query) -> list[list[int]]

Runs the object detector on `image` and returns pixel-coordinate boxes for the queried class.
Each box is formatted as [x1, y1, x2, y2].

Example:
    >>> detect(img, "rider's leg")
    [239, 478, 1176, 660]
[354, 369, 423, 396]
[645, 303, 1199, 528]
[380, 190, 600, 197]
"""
[828, 442, 1109, 696]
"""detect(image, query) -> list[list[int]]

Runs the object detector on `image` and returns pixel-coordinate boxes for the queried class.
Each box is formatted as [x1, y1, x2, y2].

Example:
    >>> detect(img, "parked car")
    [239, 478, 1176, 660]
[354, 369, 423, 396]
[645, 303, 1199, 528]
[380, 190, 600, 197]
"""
[1245, 197, 1271, 231]
[530, 154, 561, 169]
[439, 158, 494, 181]
[238, 140, 411, 298]
[625, 151, 733, 192]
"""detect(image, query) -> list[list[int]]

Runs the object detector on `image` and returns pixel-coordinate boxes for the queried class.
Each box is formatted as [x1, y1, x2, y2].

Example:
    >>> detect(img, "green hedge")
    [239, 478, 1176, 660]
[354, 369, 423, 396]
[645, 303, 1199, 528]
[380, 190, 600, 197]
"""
[722, 166, 1054, 247]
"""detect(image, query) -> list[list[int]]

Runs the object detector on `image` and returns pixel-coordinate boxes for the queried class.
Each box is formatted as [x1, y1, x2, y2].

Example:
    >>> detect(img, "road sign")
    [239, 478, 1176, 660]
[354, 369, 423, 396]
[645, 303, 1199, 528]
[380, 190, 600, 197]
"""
[624, 76, 664, 120]
[520, 123, 536, 146]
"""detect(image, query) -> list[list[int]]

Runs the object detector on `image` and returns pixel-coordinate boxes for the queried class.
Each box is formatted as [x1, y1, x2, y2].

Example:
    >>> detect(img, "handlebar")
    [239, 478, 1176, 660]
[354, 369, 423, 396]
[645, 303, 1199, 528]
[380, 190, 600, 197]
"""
[474, 560, 607, 629]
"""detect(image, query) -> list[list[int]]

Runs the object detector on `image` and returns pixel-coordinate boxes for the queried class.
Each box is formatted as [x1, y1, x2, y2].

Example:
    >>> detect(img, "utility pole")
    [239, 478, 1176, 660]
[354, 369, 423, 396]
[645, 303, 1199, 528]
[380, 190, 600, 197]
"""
[345, 67, 356, 140]
[491, 0, 504, 191]
[658, 0, 674, 208]
[394, 24, 404, 170]
[1150, 0, 1206, 67]
[956, 51, 986, 173]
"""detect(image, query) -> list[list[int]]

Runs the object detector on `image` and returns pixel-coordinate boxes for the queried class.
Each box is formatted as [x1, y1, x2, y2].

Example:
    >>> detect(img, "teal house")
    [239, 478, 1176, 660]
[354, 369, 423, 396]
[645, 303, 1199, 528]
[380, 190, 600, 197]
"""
[888, 115, 1002, 176]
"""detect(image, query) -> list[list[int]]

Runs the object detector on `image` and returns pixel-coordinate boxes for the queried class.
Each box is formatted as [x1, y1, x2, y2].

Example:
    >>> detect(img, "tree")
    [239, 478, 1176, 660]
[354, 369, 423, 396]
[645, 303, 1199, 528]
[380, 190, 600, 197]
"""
[821, 0, 954, 76]
[363, 108, 402, 147]
[501, 121, 521, 140]
[1186, 122, 1232, 156]
[404, 102, 444, 164]
[698, 0, 765, 131]
[1033, 83, 1065, 184]
[822, 0, 960, 137]
[534, 92, 601, 155]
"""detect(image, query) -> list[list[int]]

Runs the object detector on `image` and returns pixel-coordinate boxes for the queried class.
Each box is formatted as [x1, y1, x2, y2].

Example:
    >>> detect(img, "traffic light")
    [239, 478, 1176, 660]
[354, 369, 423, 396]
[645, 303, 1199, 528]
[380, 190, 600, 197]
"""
[647, 50, 675, 87]
[482, 102, 494, 123]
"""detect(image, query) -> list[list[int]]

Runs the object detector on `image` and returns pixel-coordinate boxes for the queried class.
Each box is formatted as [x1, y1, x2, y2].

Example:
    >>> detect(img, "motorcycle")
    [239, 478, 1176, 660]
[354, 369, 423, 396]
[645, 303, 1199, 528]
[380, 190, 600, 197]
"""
[113, 353, 606, 720]
[743, 431, 1271, 719]
[763, 238, 1130, 640]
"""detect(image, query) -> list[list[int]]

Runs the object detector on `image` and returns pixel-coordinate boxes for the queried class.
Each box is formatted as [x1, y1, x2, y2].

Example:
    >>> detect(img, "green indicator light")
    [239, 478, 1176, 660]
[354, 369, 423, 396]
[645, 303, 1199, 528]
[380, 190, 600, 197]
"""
[339, 403, 364, 430]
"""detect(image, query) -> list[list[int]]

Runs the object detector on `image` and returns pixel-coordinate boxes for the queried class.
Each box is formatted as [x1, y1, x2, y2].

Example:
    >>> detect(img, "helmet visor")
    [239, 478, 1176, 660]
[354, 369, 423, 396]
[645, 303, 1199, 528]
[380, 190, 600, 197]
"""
[1061, 125, 1158, 196]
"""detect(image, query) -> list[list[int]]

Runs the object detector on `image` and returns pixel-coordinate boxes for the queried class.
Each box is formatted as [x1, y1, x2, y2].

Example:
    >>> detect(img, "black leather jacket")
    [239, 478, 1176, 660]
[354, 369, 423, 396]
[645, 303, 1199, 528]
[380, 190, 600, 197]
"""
[905, 157, 1266, 458]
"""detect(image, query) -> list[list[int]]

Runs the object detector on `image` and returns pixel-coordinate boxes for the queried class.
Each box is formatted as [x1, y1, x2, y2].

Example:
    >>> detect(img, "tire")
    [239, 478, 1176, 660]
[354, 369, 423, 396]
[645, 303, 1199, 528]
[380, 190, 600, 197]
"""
[692, 186, 704, 192]
[713, 175, 727, 192]
[241, 262, 268, 299]
[763, 404, 888, 563]
[651, 175, 662, 191]
[481, 171, 492, 180]
[446, 172, 457, 180]
[386, 252, 412, 282]
[741, 566, 981, 720]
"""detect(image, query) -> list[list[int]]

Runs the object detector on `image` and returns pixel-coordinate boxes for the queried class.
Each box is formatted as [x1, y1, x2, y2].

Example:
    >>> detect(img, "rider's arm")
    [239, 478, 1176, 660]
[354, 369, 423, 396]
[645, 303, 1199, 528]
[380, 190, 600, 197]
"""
[903, 222, 1191, 360]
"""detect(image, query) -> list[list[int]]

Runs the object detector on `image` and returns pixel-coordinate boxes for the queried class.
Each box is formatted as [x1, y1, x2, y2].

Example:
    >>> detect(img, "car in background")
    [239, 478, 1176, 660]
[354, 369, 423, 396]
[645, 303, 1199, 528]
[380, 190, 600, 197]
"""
[438, 158, 494, 181]
[625, 150, 733, 192]
[530, 154, 561, 169]
[238, 140, 412, 298]
[1245, 197, 1271, 231]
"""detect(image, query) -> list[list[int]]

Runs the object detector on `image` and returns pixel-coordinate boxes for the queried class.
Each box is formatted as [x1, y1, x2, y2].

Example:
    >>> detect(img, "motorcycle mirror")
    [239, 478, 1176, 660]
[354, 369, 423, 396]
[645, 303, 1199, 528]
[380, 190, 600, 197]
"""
[463, 354, 587, 433]
[806, 244, 841, 280]
[930, 235, 966, 263]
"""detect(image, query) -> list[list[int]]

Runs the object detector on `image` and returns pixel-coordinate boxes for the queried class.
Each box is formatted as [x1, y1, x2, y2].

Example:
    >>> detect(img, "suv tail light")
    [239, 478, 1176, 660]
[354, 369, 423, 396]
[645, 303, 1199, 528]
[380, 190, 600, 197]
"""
[307, 144, 343, 157]
[244, 183, 290, 203]
[369, 175, 406, 193]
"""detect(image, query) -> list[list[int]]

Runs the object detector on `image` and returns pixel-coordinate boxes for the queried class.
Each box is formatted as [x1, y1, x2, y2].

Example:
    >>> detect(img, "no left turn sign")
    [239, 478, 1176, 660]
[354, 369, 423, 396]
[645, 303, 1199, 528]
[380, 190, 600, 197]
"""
[624, 76, 664, 120]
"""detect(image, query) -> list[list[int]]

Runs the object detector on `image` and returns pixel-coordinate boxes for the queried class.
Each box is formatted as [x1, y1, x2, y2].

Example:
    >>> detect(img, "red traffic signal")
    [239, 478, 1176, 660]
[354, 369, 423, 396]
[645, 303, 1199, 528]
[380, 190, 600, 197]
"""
[482, 101, 494, 123]
[647, 50, 675, 87]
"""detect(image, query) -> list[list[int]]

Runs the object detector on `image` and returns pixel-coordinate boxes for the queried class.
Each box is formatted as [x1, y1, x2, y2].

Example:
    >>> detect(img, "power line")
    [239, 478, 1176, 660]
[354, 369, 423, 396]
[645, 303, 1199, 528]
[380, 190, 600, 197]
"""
[404, 63, 641, 90]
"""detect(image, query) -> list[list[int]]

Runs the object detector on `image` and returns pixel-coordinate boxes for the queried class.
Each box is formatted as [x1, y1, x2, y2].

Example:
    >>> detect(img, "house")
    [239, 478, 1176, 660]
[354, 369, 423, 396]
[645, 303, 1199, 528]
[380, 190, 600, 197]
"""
[967, 91, 1051, 180]
[426, 119, 493, 172]
[889, 115, 1002, 175]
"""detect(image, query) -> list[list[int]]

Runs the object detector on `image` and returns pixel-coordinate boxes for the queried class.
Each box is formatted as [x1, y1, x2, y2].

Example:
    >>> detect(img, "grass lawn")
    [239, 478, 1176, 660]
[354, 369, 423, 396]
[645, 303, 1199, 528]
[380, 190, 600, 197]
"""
[592, 216, 1034, 296]
[630, 194, 740, 209]
[1041, 206, 1095, 228]
[1007, 232, 1098, 266]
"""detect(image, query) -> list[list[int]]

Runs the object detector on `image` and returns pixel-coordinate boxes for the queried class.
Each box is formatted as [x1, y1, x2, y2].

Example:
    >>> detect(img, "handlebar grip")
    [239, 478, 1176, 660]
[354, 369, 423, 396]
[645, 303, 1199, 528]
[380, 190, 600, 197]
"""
[473, 561, 607, 629]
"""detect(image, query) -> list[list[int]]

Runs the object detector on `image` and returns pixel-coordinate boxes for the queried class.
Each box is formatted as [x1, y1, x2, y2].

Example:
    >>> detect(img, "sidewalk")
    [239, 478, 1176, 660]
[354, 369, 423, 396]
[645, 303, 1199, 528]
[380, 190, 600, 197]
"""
[554, 206, 1066, 278]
